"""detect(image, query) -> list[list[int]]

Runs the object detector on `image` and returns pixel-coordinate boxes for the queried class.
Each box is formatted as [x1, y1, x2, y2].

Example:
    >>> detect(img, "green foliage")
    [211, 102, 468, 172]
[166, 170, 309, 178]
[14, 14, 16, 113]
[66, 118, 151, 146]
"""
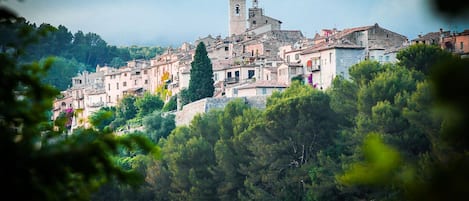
[0, 8, 158, 200]
[143, 111, 176, 143]
[89, 107, 116, 131]
[291, 75, 304, 84]
[349, 60, 385, 86]
[122, 45, 166, 60]
[116, 95, 138, 120]
[243, 83, 339, 200]
[134, 92, 164, 118]
[339, 133, 405, 186]
[179, 88, 192, 106]
[188, 42, 214, 102]
[41, 56, 87, 90]
[329, 76, 359, 125]
[397, 43, 454, 74]
[162, 95, 177, 112]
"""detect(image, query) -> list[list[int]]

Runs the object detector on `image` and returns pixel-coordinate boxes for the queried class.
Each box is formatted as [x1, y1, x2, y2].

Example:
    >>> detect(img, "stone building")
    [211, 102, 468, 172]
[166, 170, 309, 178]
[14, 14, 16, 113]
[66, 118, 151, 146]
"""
[441, 29, 469, 58]
[104, 60, 151, 106]
[315, 23, 408, 61]
[300, 42, 366, 89]
[247, 0, 282, 34]
[51, 90, 73, 121]
[229, 0, 247, 36]
[411, 28, 451, 45]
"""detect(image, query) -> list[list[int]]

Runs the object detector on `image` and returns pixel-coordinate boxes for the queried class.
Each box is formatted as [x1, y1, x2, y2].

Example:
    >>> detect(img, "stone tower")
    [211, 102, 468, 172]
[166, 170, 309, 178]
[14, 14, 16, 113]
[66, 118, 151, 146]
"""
[229, 0, 246, 36]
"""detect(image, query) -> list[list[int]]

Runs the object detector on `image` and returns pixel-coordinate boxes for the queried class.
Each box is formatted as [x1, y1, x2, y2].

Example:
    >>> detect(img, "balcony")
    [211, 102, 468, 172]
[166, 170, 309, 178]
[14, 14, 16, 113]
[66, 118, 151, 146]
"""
[307, 65, 321, 72]
[225, 77, 240, 84]
[87, 102, 104, 108]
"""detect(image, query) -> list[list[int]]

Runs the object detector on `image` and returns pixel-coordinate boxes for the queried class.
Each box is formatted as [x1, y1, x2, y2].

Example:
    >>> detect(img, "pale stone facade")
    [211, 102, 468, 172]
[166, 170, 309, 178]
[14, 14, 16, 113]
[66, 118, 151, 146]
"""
[229, 0, 247, 36]
[300, 43, 365, 89]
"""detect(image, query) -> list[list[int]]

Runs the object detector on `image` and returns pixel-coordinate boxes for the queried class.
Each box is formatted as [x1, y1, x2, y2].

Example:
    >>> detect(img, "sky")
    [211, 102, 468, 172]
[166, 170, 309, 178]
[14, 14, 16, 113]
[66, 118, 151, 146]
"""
[2, 0, 468, 47]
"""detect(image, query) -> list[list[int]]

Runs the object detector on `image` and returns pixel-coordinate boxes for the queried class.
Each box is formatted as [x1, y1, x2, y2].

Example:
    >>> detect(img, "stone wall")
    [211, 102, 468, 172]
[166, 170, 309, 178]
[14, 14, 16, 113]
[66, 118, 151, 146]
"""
[175, 98, 208, 126]
[174, 96, 268, 126]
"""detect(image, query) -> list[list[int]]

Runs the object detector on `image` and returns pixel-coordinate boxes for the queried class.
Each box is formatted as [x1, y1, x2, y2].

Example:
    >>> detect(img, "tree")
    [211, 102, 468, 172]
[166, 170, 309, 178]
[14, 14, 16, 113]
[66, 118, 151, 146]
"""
[0, 8, 156, 201]
[188, 42, 214, 102]
[397, 44, 454, 75]
[143, 111, 175, 143]
[243, 83, 340, 200]
[162, 95, 177, 112]
[135, 92, 164, 118]
[116, 95, 138, 120]
[89, 107, 116, 131]
[41, 56, 86, 90]
[348, 60, 385, 87]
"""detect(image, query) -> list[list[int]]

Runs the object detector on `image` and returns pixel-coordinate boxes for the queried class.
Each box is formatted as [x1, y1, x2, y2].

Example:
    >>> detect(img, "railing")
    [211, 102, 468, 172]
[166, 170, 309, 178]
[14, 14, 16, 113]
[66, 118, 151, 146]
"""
[225, 77, 240, 84]
[307, 65, 321, 72]
[87, 102, 105, 108]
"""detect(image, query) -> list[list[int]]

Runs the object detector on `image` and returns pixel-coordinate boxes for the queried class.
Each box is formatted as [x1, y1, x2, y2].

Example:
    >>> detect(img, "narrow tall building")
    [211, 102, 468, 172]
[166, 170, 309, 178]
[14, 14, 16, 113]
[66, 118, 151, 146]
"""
[229, 0, 246, 36]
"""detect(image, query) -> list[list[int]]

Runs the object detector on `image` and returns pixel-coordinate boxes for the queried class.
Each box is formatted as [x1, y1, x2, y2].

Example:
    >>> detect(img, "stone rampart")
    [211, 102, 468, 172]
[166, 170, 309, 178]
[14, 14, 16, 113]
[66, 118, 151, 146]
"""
[174, 96, 268, 126]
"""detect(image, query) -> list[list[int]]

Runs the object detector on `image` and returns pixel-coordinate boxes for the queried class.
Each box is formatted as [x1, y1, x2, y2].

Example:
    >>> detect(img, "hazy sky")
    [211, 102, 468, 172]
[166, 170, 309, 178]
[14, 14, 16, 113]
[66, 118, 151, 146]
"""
[2, 0, 468, 47]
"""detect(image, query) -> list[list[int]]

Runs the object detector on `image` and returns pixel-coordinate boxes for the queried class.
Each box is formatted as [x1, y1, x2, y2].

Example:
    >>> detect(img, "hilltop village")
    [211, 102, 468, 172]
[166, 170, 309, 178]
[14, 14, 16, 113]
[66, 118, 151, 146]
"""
[52, 0, 469, 128]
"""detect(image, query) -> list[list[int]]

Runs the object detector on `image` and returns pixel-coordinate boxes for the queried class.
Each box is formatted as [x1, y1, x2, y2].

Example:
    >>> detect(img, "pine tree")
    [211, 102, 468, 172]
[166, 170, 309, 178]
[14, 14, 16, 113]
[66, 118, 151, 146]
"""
[188, 42, 214, 102]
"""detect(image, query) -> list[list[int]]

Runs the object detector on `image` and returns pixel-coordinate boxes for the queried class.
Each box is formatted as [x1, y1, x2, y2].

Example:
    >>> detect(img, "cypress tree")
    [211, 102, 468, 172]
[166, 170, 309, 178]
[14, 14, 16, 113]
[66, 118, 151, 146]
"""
[188, 42, 214, 102]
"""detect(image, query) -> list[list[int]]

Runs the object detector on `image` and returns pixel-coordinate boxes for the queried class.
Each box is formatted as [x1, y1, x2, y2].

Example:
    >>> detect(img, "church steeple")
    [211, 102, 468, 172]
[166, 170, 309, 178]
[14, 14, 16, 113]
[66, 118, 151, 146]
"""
[229, 0, 247, 36]
[253, 0, 258, 8]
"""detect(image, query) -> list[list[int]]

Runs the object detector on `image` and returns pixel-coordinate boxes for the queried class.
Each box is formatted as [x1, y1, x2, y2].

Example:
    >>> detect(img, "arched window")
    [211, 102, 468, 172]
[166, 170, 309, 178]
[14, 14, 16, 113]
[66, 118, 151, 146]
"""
[235, 4, 240, 16]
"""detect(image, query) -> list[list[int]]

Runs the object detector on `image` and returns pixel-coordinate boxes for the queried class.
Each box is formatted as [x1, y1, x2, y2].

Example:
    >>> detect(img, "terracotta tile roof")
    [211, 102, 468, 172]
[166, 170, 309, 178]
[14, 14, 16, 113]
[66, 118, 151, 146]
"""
[333, 25, 374, 39]
[300, 41, 364, 55]
[412, 32, 442, 42]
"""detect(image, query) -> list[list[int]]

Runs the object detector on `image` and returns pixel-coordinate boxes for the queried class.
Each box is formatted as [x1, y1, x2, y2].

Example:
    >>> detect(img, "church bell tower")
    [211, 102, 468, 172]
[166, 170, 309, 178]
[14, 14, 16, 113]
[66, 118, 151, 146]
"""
[229, 0, 246, 36]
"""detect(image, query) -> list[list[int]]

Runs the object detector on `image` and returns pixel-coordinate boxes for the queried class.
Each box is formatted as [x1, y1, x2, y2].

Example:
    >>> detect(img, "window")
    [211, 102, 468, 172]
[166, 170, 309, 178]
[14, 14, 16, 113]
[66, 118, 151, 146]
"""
[108, 84, 110, 90]
[116, 83, 119, 90]
[385, 56, 390, 61]
[235, 71, 240, 78]
[123, 82, 127, 87]
[291, 68, 297, 75]
[214, 73, 218, 81]
[253, 20, 256, 25]
[225, 46, 229, 51]
[248, 70, 255, 79]
[286, 55, 290, 63]
[136, 71, 141, 75]
[227, 72, 232, 78]
[145, 80, 148, 84]
[108, 96, 111, 103]
[295, 54, 299, 60]
[329, 53, 333, 64]
[134, 80, 138, 85]
[116, 95, 119, 101]
[461, 42, 464, 50]
[233, 88, 238, 95]
[144, 70, 148, 74]
[262, 88, 267, 95]
[124, 73, 127, 77]
[235, 4, 240, 15]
